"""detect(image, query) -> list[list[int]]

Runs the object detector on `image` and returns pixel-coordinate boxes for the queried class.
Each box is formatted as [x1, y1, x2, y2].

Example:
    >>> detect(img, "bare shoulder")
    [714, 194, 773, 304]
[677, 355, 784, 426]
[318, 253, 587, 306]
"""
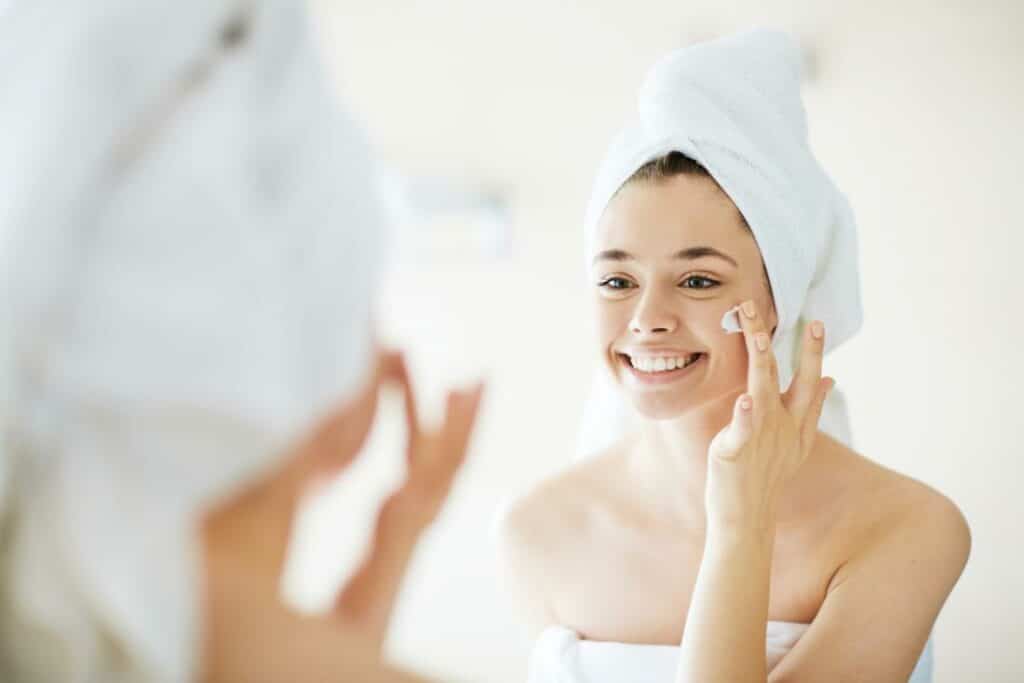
[821, 435, 971, 585]
[495, 451, 612, 564]
[494, 450, 621, 630]
[768, 439, 971, 680]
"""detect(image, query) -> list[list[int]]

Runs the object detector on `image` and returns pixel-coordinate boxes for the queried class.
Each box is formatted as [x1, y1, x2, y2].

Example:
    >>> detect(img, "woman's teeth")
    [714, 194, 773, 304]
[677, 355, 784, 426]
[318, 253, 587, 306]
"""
[628, 353, 701, 373]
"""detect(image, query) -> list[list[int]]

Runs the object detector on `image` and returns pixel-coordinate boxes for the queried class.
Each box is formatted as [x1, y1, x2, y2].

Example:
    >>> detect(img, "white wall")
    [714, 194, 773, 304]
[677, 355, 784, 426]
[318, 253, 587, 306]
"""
[288, 2, 1024, 680]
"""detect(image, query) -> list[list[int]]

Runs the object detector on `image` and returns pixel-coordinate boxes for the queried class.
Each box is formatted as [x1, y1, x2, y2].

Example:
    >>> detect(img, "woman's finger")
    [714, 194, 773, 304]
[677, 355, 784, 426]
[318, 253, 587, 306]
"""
[332, 488, 418, 652]
[436, 383, 485, 474]
[800, 376, 834, 450]
[737, 299, 780, 406]
[410, 384, 484, 498]
[384, 351, 423, 466]
[272, 350, 387, 503]
[710, 393, 755, 461]
[783, 320, 826, 421]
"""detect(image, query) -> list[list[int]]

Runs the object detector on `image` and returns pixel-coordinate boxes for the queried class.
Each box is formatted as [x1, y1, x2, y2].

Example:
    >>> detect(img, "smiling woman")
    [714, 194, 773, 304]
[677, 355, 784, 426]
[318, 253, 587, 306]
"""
[496, 28, 968, 683]
[591, 159, 774, 420]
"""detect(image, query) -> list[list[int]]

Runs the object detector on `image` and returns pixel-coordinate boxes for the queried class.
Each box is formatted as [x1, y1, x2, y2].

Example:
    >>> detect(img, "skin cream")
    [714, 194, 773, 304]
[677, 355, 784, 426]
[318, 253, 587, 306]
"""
[721, 305, 743, 334]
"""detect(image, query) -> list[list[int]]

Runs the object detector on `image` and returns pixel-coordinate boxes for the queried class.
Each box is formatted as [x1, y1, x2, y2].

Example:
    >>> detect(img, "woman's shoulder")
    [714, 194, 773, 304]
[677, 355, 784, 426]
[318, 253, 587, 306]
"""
[820, 435, 970, 573]
[496, 448, 622, 554]
[828, 435, 964, 513]
[494, 448, 626, 629]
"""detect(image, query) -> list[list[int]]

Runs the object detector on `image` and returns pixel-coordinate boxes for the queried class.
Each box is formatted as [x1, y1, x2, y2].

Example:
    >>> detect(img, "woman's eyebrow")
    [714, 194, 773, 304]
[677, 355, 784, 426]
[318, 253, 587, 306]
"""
[592, 246, 738, 267]
[592, 249, 633, 264]
[674, 246, 738, 267]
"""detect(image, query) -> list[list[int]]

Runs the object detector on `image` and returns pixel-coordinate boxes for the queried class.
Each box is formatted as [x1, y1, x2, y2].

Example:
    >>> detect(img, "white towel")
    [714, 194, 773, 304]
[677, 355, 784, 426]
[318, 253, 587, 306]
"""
[527, 624, 934, 683]
[577, 28, 861, 457]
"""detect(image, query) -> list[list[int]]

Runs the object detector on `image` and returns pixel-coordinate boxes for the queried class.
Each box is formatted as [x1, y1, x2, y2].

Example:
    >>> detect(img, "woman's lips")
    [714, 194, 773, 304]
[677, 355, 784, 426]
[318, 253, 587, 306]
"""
[619, 353, 706, 386]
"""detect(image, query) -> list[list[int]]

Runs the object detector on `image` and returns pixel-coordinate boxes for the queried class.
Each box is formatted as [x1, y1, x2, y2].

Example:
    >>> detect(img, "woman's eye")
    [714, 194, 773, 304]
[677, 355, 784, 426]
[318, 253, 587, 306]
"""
[598, 277, 635, 290]
[680, 275, 720, 290]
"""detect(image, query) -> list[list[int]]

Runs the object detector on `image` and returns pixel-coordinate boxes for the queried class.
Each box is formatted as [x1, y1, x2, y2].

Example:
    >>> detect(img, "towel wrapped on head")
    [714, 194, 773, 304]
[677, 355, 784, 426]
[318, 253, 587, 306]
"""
[578, 28, 862, 457]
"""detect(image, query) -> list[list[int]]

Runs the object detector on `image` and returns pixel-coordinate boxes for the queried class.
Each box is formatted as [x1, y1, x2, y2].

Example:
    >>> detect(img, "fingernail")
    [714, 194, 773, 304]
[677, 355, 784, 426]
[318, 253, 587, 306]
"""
[811, 321, 824, 339]
[739, 395, 752, 411]
[742, 300, 756, 318]
[755, 332, 770, 351]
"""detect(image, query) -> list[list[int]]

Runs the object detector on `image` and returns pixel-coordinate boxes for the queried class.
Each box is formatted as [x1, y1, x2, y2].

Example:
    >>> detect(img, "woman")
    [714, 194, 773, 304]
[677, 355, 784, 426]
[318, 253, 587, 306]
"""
[498, 30, 969, 682]
[0, 2, 481, 681]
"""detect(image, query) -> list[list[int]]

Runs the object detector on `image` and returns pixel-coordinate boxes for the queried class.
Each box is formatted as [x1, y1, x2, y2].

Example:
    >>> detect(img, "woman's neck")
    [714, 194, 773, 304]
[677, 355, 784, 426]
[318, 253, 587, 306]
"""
[625, 392, 830, 534]
[626, 391, 738, 532]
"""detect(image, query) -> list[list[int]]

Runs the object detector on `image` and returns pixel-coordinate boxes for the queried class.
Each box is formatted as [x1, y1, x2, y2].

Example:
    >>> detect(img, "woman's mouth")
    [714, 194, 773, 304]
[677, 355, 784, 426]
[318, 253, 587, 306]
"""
[618, 351, 706, 385]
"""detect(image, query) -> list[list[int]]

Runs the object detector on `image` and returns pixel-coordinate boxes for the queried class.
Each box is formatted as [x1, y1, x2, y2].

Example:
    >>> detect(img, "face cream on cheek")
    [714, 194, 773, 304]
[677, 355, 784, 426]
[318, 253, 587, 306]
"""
[720, 305, 743, 334]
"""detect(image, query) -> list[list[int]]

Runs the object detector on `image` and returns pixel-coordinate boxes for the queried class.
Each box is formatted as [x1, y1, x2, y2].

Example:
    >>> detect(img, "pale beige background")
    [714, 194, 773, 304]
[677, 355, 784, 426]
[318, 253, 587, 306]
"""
[285, 2, 1024, 681]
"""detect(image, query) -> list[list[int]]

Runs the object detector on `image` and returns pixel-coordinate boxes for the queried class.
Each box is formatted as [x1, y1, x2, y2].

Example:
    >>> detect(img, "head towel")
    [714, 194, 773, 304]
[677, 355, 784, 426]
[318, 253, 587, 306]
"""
[578, 28, 862, 457]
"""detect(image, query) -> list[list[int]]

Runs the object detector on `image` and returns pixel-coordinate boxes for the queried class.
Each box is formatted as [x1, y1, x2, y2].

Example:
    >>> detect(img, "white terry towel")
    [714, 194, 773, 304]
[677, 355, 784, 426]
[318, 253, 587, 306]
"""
[0, 1, 383, 680]
[577, 28, 862, 458]
[526, 623, 934, 683]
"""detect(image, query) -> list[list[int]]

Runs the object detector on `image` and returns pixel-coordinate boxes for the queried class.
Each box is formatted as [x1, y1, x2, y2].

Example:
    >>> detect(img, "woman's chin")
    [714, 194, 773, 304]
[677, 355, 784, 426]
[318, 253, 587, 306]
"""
[627, 394, 702, 421]
[620, 380, 741, 422]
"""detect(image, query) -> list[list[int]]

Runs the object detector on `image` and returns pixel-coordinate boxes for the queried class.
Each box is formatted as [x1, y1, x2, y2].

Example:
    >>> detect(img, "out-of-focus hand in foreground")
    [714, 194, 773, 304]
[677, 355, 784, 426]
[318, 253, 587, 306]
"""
[199, 350, 484, 682]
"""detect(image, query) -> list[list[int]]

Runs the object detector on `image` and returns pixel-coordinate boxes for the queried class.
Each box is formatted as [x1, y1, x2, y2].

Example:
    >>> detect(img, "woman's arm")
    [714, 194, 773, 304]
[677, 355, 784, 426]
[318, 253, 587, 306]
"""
[677, 300, 832, 682]
[678, 494, 968, 683]
[676, 525, 775, 681]
[768, 492, 969, 683]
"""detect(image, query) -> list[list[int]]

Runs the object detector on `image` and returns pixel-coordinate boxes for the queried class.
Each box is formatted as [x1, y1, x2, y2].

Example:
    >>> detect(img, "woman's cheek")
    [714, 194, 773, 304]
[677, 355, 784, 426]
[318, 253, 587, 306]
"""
[721, 334, 751, 387]
[595, 301, 628, 366]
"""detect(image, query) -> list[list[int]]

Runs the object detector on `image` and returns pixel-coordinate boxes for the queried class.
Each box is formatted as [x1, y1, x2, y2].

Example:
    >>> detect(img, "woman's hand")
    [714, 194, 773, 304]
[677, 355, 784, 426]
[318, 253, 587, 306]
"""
[199, 349, 484, 682]
[332, 354, 484, 650]
[705, 299, 834, 534]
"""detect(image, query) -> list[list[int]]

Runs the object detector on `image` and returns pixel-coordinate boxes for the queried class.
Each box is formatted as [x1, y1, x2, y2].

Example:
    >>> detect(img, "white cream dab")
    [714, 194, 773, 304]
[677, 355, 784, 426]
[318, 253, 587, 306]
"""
[720, 305, 743, 334]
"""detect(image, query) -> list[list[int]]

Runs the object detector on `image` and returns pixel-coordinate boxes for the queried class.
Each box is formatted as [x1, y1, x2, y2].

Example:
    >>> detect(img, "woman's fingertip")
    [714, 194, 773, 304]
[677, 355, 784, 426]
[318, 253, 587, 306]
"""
[380, 350, 407, 383]
[739, 394, 753, 412]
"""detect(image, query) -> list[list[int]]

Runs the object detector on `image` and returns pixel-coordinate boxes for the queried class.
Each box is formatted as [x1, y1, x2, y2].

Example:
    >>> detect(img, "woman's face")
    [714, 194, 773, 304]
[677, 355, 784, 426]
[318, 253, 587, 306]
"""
[591, 173, 777, 420]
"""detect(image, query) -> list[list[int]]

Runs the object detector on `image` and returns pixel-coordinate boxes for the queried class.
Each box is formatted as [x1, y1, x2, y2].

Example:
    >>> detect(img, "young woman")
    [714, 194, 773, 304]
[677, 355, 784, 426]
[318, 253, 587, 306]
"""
[499, 30, 969, 683]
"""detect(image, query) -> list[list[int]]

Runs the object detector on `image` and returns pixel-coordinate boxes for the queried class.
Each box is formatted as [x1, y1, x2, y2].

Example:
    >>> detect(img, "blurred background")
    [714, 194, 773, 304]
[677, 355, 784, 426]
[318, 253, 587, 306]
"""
[280, 1, 1023, 681]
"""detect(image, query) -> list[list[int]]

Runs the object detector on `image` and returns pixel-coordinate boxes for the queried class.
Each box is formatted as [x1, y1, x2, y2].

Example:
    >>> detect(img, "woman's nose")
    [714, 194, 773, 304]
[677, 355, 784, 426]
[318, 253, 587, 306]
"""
[629, 289, 678, 335]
